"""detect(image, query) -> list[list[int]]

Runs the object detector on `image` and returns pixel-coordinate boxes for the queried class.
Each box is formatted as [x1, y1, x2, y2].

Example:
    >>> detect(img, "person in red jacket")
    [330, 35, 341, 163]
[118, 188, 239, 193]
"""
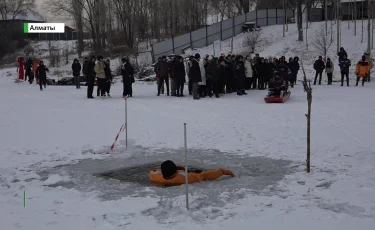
[17, 57, 25, 80]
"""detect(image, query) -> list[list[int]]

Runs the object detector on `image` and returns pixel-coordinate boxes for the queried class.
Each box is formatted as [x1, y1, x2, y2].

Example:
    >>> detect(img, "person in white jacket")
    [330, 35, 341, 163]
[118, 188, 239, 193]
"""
[244, 56, 253, 90]
[94, 55, 106, 97]
[198, 58, 207, 97]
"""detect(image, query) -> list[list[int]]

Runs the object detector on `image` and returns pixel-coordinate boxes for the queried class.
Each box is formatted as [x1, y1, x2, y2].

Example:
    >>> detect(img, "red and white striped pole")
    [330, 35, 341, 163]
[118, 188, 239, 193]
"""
[125, 96, 128, 148]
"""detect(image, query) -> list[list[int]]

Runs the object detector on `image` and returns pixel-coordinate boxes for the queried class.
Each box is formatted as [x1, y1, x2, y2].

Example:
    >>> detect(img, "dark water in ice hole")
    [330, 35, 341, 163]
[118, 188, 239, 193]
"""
[98, 162, 206, 186]
[37, 146, 298, 201]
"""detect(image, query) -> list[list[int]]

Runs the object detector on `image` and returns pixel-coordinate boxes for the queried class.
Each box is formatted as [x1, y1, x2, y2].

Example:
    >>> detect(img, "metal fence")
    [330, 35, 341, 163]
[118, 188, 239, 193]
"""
[151, 8, 294, 62]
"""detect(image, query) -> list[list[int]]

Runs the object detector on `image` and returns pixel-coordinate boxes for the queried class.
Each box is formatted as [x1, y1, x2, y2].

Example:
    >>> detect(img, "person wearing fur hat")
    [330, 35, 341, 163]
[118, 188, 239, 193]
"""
[94, 55, 106, 97]
[121, 57, 135, 97]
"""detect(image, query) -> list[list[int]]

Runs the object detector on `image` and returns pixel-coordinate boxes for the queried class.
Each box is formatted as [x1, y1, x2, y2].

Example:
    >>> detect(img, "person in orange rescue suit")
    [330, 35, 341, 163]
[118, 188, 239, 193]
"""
[150, 160, 235, 186]
[355, 55, 370, 86]
[33, 58, 40, 84]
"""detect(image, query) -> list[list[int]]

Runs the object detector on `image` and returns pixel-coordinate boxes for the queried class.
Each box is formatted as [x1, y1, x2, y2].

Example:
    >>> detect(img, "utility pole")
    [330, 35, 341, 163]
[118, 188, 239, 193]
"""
[337, 0, 340, 52]
[368, 0, 371, 53]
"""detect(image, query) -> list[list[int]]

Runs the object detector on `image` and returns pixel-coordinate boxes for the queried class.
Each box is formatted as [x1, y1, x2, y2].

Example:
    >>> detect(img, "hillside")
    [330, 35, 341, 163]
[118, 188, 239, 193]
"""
[186, 20, 370, 82]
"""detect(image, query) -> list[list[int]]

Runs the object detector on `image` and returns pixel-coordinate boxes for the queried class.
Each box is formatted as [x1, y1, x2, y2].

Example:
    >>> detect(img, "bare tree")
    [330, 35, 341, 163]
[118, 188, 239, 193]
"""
[72, 0, 84, 57]
[311, 25, 333, 57]
[243, 31, 262, 53]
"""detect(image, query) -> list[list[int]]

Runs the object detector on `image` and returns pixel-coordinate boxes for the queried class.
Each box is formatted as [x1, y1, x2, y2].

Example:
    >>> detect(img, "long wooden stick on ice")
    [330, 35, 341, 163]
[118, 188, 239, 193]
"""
[184, 123, 189, 209]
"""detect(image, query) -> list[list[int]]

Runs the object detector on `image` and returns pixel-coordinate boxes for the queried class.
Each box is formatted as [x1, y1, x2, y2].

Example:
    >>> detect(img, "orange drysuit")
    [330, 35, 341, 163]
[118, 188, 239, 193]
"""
[33, 59, 40, 83]
[150, 168, 235, 186]
[356, 60, 370, 78]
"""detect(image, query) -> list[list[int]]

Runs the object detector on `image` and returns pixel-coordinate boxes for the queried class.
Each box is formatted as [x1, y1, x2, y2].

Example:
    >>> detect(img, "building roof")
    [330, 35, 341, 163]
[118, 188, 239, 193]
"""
[0, 10, 44, 22]
[341, 0, 375, 2]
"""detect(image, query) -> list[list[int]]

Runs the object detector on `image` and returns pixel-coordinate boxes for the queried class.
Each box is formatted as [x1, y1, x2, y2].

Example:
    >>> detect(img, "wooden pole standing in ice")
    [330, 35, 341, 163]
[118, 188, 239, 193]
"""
[125, 97, 128, 148]
[300, 61, 312, 173]
[184, 123, 189, 210]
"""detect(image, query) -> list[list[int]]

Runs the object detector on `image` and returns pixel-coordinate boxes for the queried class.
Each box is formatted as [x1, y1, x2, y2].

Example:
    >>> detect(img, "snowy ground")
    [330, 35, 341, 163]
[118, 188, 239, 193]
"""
[1, 20, 375, 229]
[0, 69, 375, 229]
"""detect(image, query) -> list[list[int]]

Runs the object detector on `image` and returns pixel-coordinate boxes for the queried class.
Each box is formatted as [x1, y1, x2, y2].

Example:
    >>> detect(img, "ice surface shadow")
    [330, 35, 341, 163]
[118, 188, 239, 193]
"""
[37, 146, 297, 223]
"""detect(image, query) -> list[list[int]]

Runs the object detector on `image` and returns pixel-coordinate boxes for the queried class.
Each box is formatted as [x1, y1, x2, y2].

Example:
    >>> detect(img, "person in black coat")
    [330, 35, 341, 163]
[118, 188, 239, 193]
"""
[189, 53, 202, 100]
[218, 56, 227, 95]
[337, 47, 348, 62]
[173, 56, 186, 97]
[86, 56, 96, 98]
[234, 55, 247, 95]
[121, 57, 135, 97]
[25, 57, 33, 82]
[313, 56, 326, 85]
[225, 55, 234, 93]
[338, 55, 351, 86]
[82, 57, 88, 76]
[72, 59, 82, 89]
[256, 58, 267, 90]
[104, 59, 113, 97]
[289, 56, 300, 87]
[264, 59, 273, 89]
[206, 57, 220, 98]
[35, 60, 49, 91]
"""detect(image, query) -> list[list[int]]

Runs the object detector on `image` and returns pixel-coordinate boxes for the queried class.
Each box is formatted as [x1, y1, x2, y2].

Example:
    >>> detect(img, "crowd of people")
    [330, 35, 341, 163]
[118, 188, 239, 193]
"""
[313, 47, 373, 87]
[153, 53, 301, 99]
[16, 46, 372, 98]
[72, 56, 118, 99]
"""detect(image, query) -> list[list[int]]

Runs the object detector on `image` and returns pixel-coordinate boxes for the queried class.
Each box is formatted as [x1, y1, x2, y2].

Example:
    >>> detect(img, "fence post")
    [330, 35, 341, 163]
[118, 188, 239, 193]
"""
[232, 17, 235, 37]
[189, 31, 193, 48]
[206, 25, 208, 46]
[245, 11, 248, 22]
[256, 10, 258, 26]
[220, 21, 223, 41]
[172, 34, 175, 54]
[151, 44, 155, 63]
[276, 8, 278, 24]
[267, 8, 269, 25]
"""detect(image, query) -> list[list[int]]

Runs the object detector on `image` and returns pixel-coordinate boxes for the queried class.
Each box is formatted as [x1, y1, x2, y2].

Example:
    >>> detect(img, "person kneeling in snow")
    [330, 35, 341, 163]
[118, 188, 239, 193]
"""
[268, 72, 286, 97]
[150, 160, 235, 186]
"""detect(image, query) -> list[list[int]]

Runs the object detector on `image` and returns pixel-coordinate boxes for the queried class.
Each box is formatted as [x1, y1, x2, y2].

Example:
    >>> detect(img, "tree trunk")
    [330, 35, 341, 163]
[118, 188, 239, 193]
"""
[297, 1, 303, 41]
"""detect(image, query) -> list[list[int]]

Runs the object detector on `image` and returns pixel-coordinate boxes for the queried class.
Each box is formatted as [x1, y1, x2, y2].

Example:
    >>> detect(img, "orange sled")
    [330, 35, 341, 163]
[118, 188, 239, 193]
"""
[264, 91, 291, 103]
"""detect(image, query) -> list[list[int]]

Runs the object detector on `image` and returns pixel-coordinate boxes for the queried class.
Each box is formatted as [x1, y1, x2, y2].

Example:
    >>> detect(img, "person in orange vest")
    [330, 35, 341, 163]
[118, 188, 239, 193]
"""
[150, 160, 235, 186]
[33, 58, 40, 84]
[355, 55, 370, 86]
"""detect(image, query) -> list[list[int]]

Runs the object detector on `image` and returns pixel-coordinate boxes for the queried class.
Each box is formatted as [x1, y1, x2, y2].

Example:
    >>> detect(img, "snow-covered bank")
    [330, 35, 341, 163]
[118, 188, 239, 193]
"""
[0, 67, 375, 229]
